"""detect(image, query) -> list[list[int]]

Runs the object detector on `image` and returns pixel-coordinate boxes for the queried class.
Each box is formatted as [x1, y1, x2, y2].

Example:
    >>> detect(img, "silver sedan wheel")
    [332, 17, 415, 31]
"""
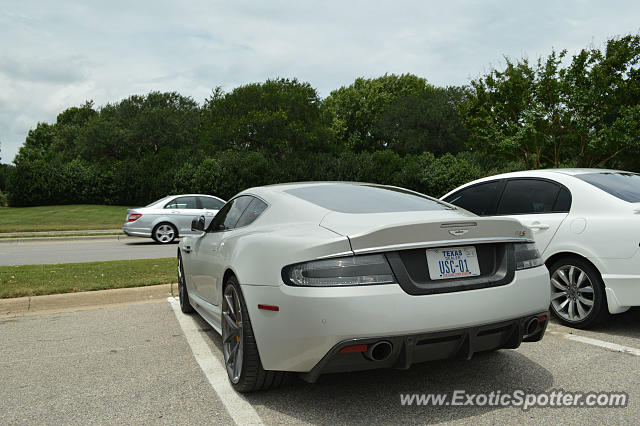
[154, 224, 176, 243]
[551, 265, 595, 322]
[222, 284, 243, 384]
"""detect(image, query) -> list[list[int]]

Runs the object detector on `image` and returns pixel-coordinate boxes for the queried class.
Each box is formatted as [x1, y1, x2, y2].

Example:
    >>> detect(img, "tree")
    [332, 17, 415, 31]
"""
[562, 34, 640, 167]
[325, 74, 467, 155]
[325, 74, 427, 152]
[76, 92, 200, 162]
[49, 101, 98, 160]
[374, 86, 468, 155]
[0, 163, 13, 193]
[200, 79, 334, 157]
[461, 34, 640, 169]
[461, 56, 550, 168]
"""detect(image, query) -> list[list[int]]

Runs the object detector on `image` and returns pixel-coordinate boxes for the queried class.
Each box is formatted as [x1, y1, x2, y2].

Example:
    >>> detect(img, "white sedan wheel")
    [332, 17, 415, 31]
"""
[551, 265, 595, 322]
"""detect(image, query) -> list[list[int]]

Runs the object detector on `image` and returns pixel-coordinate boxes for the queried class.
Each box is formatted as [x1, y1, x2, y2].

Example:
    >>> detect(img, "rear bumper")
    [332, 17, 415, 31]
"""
[300, 311, 549, 383]
[602, 275, 640, 314]
[122, 224, 151, 238]
[594, 254, 640, 314]
[241, 265, 550, 373]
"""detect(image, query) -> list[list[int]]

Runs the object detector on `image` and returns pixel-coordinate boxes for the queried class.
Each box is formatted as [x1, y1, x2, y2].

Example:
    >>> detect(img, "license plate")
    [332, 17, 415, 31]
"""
[426, 246, 481, 280]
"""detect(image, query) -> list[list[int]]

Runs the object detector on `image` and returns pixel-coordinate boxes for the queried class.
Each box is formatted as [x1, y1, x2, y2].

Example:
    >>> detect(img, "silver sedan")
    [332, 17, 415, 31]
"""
[122, 194, 225, 243]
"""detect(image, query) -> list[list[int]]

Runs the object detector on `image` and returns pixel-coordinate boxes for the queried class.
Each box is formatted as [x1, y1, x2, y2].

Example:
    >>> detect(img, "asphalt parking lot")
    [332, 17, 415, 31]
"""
[1, 298, 638, 425]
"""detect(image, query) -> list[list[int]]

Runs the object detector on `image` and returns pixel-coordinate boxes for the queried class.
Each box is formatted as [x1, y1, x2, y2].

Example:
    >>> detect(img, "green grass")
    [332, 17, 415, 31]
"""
[0, 204, 131, 232]
[0, 232, 123, 239]
[0, 258, 175, 298]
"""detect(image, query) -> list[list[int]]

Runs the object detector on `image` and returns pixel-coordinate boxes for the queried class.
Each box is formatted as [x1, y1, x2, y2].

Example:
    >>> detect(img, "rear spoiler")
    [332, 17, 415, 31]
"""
[345, 219, 534, 255]
[350, 237, 533, 255]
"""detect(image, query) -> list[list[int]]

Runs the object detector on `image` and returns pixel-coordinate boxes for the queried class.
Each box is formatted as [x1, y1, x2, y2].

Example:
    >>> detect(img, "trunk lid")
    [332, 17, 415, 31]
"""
[320, 211, 530, 254]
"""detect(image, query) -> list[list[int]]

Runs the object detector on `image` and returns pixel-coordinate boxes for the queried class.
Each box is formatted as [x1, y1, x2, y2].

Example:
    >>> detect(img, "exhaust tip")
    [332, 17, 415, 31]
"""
[526, 318, 539, 335]
[365, 340, 393, 362]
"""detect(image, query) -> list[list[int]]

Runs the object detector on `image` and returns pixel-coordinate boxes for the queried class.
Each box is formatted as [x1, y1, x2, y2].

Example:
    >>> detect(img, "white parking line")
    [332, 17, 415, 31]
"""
[565, 334, 640, 357]
[548, 329, 640, 357]
[168, 297, 264, 426]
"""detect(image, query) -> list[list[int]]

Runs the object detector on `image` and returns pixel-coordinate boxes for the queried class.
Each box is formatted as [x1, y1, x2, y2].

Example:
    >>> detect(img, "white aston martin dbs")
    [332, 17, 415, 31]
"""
[177, 182, 550, 392]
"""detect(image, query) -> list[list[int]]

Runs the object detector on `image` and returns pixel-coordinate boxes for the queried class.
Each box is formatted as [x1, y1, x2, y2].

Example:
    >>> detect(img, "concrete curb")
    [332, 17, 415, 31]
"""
[0, 234, 138, 244]
[0, 283, 176, 318]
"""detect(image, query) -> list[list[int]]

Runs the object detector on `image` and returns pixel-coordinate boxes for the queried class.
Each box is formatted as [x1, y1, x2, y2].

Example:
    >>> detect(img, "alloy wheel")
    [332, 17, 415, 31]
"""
[550, 265, 595, 322]
[222, 284, 244, 384]
[155, 224, 175, 243]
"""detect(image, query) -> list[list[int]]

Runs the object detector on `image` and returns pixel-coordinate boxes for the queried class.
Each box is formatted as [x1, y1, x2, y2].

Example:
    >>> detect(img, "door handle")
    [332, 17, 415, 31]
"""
[171, 211, 180, 214]
[183, 246, 192, 253]
[529, 223, 550, 230]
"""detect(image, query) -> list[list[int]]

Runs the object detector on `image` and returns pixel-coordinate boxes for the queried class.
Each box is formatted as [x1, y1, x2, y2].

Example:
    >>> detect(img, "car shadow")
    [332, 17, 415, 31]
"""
[246, 352, 552, 424]
[550, 307, 640, 340]
[124, 241, 179, 246]
[600, 306, 640, 336]
[191, 315, 553, 424]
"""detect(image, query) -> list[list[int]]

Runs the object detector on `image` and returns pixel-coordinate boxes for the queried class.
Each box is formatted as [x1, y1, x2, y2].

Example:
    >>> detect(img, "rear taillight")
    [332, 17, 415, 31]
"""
[514, 242, 543, 270]
[127, 213, 142, 222]
[282, 254, 396, 287]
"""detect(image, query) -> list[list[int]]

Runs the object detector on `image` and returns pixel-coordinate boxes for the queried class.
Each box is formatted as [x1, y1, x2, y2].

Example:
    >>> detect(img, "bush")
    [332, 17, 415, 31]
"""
[5, 147, 498, 206]
[213, 151, 274, 200]
[421, 153, 485, 197]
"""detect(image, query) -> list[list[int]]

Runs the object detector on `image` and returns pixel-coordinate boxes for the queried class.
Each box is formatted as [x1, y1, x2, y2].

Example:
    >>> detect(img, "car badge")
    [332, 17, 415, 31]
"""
[449, 229, 469, 237]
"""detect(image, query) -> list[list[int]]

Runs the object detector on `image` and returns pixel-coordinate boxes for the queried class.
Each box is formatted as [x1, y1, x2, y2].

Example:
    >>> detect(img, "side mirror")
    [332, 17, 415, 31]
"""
[191, 215, 206, 232]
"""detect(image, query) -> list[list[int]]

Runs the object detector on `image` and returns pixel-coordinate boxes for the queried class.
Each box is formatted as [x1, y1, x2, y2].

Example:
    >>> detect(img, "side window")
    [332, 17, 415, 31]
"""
[235, 198, 268, 228]
[208, 196, 253, 232]
[443, 180, 502, 216]
[496, 179, 561, 215]
[199, 196, 225, 210]
[165, 196, 197, 209]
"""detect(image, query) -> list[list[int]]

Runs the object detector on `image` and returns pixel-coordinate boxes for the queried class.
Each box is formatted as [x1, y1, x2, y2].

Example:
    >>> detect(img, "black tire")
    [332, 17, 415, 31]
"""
[152, 222, 178, 244]
[222, 275, 289, 393]
[548, 256, 608, 329]
[177, 253, 194, 314]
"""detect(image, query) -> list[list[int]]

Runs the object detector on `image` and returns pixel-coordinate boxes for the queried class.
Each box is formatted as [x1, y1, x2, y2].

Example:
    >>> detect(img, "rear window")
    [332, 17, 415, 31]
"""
[284, 184, 449, 214]
[146, 196, 171, 207]
[576, 172, 640, 202]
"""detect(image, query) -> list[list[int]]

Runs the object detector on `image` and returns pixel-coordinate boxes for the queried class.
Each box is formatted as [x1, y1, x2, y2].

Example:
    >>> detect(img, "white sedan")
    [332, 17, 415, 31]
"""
[442, 169, 640, 329]
[178, 182, 550, 392]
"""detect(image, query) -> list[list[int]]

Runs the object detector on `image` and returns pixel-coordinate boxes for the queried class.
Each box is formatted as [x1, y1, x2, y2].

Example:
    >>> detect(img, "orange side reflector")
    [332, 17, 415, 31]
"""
[537, 314, 548, 322]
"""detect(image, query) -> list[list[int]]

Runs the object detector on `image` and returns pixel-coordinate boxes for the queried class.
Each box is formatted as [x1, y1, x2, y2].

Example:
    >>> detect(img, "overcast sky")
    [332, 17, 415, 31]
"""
[1, 0, 639, 164]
